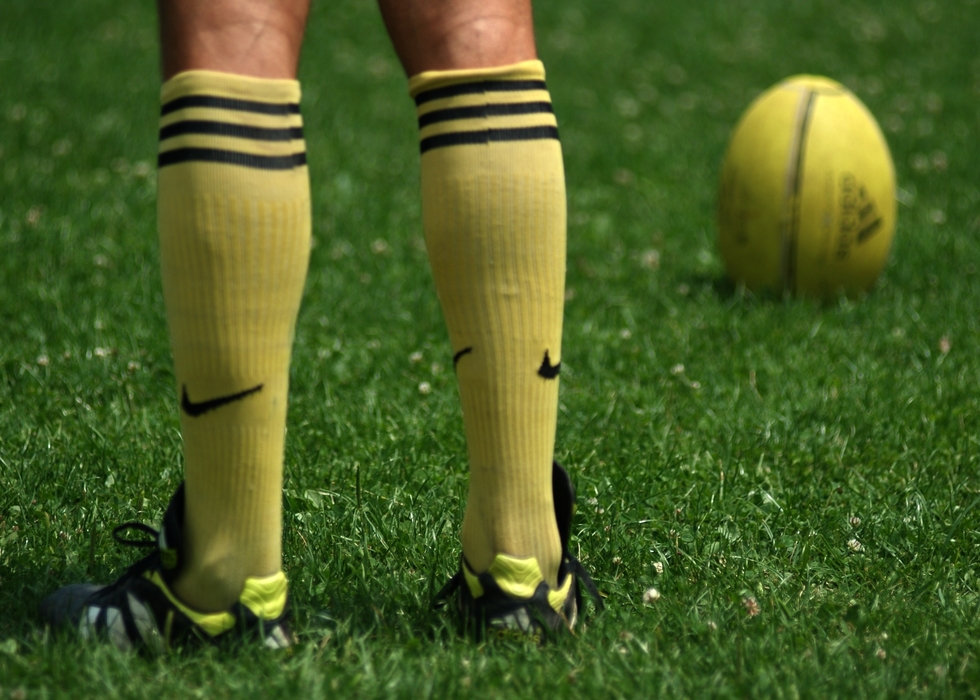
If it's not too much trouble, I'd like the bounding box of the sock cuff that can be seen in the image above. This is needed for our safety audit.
[158,71,306,172]
[409,61,558,155]
[161,70,301,108]
[408,60,546,101]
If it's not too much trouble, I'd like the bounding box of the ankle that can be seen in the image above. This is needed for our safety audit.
[461,532,562,589]
[171,563,247,613]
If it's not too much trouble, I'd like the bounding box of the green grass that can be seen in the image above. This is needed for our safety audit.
[3,0,980,696]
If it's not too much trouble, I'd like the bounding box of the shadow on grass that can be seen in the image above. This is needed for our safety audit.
[296,587,459,649]
[0,559,67,640]
[681,272,850,307]
[679,273,758,303]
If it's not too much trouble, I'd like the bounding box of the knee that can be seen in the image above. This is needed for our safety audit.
[379,0,537,75]
[159,0,309,79]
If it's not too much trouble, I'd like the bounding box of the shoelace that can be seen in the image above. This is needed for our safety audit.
[86,521,163,599]
[112,521,160,549]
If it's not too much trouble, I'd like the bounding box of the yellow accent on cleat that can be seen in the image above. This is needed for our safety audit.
[146,571,236,638]
[547,575,573,614]
[487,555,546,601]
[239,571,288,621]
[462,560,485,599]
[145,570,288,639]
[464,554,573,614]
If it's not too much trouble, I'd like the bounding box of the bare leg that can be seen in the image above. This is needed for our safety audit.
[159,0,309,80]
[377,0,536,74]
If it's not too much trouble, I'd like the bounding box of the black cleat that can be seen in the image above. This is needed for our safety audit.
[41,484,294,653]
[434,462,604,641]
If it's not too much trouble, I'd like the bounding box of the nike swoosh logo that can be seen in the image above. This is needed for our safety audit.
[537,350,561,379]
[181,383,264,417]
[453,347,473,368]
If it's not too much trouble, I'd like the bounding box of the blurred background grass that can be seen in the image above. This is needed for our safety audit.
[2,0,980,696]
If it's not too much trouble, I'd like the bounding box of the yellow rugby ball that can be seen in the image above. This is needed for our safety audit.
[718,75,896,299]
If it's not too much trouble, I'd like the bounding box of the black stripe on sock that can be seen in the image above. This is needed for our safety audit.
[161,95,301,117]
[420,126,559,154]
[158,148,307,170]
[159,120,304,142]
[414,80,548,106]
[418,102,554,129]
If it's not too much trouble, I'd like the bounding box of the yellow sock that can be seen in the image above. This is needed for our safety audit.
[409,60,566,587]
[157,70,310,611]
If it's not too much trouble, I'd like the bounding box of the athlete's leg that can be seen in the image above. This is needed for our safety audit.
[158,0,311,612]
[159,0,308,80]
[40,1,312,647]
[378,0,536,77]
[378,0,567,589]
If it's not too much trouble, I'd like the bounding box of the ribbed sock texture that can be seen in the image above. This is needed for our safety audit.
[410,60,566,586]
[157,70,310,611]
